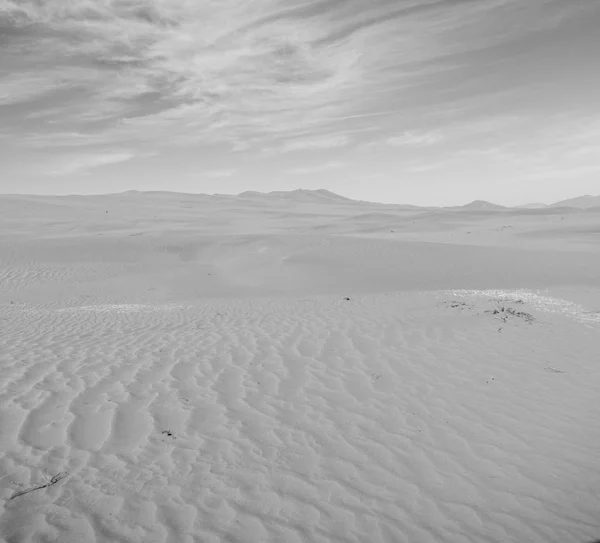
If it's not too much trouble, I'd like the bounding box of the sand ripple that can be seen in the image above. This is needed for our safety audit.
[1,292,599,542]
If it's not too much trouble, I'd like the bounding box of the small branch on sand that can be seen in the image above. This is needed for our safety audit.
[9,472,68,501]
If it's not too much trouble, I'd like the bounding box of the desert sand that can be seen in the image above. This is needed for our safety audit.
[1,190,599,543]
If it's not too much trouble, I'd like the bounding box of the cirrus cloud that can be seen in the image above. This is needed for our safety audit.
[285,160,347,175]
[2,0,599,204]
[49,151,138,175]
[2,0,579,156]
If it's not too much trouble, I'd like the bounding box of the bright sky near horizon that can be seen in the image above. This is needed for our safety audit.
[1,0,599,206]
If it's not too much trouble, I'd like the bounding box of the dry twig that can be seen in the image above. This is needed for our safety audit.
[9,472,68,501]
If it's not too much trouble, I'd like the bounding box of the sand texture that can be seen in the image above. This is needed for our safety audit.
[1,192,599,543]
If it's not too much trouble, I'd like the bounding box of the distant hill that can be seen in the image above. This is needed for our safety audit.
[449,200,507,211]
[238,188,359,203]
[7,189,600,210]
[443,195,600,210]
[548,194,600,209]
[516,202,548,209]
[237,191,263,198]
[270,189,356,202]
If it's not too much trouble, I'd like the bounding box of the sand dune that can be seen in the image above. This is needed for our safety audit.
[1,192,599,543]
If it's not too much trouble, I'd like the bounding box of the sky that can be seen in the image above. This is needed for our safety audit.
[1,0,599,206]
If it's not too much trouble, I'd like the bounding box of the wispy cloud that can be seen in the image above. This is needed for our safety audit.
[19,131,112,149]
[400,115,600,181]
[279,134,351,153]
[286,161,346,175]
[49,151,138,175]
[2,0,579,155]
[2,0,599,206]
[386,131,444,147]
[2,0,363,151]
[0,73,65,106]
[0,67,106,106]
[204,169,237,179]
[384,115,523,147]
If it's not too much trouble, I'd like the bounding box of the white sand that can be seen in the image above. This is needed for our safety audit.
[1,191,599,543]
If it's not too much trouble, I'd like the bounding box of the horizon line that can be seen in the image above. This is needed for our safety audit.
[0,188,598,210]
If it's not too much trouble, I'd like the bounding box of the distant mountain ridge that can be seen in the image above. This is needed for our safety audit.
[239,188,356,203]
[548,194,600,209]
[450,200,507,211]
[235,190,600,209]
[516,203,548,209]
[236,189,422,208]
[4,189,599,210]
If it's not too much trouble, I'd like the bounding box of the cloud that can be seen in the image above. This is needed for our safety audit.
[399,112,600,181]
[451,116,524,137]
[404,163,445,174]
[2,0,363,150]
[384,115,523,147]
[1,0,592,159]
[0,70,88,106]
[49,151,138,175]
[279,134,351,153]
[523,163,600,182]
[16,131,113,150]
[386,131,444,147]
[204,169,237,179]
[286,161,346,175]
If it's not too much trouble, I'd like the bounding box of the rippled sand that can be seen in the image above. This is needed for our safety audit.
[1,192,599,543]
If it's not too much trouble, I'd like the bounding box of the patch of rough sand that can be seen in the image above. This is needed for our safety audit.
[1,291,599,543]
[2,192,599,305]
[2,233,600,306]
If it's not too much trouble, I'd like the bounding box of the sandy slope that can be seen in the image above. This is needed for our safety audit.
[1,192,599,543]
